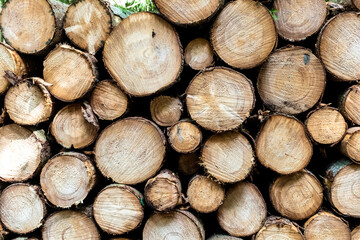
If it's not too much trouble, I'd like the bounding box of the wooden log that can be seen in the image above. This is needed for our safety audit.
[143,210,205,240]
[305,107,347,145]
[154,0,222,25]
[354,0,360,9]
[178,153,200,176]
[208,235,243,240]
[0,184,46,234]
[201,131,254,183]
[103,12,183,96]
[217,182,267,237]
[254,216,304,240]
[150,96,183,127]
[210,0,277,69]
[352,224,360,240]
[339,84,360,125]
[42,210,100,240]
[0,124,50,182]
[186,67,255,131]
[273,0,327,41]
[187,175,225,213]
[340,127,360,163]
[304,212,351,240]
[40,152,96,208]
[184,38,214,70]
[12,238,38,240]
[64,0,112,54]
[95,117,166,185]
[144,169,182,212]
[43,44,97,102]
[270,170,323,220]
[90,80,128,121]
[50,103,99,149]
[317,12,360,81]
[93,184,144,235]
[167,120,202,153]
[257,46,326,115]
[256,114,313,174]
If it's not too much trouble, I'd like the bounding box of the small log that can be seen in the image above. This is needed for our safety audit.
[0,124,50,182]
[167,120,202,153]
[184,38,214,70]
[103,12,183,96]
[201,131,255,183]
[95,117,166,185]
[186,67,255,131]
[211,0,277,69]
[305,107,347,145]
[304,212,351,240]
[257,46,326,115]
[150,96,183,127]
[339,84,360,125]
[43,44,97,102]
[340,127,360,163]
[208,235,243,240]
[270,170,323,220]
[0,184,46,234]
[256,114,313,174]
[354,0,360,9]
[273,0,327,41]
[144,169,182,212]
[93,184,144,235]
[42,210,100,240]
[217,182,267,237]
[50,103,99,149]
[143,210,205,240]
[352,225,360,240]
[178,153,201,175]
[90,80,128,121]
[40,152,96,208]
[187,175,225,213]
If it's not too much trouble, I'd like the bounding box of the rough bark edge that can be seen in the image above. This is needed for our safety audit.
[338,84,360,124]
[340,127,360,164]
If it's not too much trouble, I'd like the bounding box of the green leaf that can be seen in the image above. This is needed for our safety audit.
[269,9,278,21]
[110,0,159,18]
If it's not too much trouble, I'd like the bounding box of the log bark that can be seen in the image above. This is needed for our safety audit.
[40,152,96,208]
[210,0,277,69]
[0,184,46,234]
[339,84,360,125]
[42,210,100,240]
[150,96,183,127]
[186,67,255,131]
[352,224,360,240]
[0,124,50,182]
[257,46,326,115]
[340,127,360,163]
[201,131,255,183]
[184,38,214,70]
[270,170,323,220]
[43,44,97,102]
[95,117,165,184]
[256,114,313,174]
[103,12,183,96]
[144,169,182,212]
[93,184,144,235]
[217,182,267,237]
[178,153,200,175]
[187,175,225,213]
[167,120,202,153]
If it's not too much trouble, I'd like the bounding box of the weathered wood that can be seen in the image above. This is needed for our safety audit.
[150,96,183,127]
[184,38,214,70]
[167,120,202,153]
[339,84,360,125]
[340,127,360,163]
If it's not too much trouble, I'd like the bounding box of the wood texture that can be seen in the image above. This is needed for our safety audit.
[150,96,183,127]
[340,127,360,163]
[208,235,243,240]
[184,38,214,70]
[339,84,360,125]
[167,120,202,153]
[354,0,360,9]
[352,224,360,240]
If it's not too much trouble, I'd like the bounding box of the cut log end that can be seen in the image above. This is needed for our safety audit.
[178,153,201,175]
[208,235,243,240]
[184,38,214,70]
[339,84,360,125]
[354,0,360,10]
[168,121,202,153]
[255,216,304,240]
[352,224,360,240]
[150,96,183,127]
[340,127,360,163]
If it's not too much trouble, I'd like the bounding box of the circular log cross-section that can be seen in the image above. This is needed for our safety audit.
[0,184,46,234]
[217,182,267,237]
[317,12,360,81]
[150,96,183,127]
[354,0,360,10]
[95,117,166,185]
[51,103,99,149]
[0,0,56,54]
[178,153,201,176]
[274,0,327,41]
[90,80,128,121]
[352,225,360,240]
[40,152,96,208]
[64,0,112,54]
[186,67,255,131]
[187,175,225,213]
[201,131,254,183]
[339,84,360,125]
[211,0,277,69]
[0,124,50,182]
[256,115,313,174]
[257,46,326,115]
[167,121,202,153]
[270,170,323,220]
[184,38,214,70]
[43,44,97,102]
[340,127,360,163]
[144,170,182,212]
[143,211,205,240]
[103,12,183,96]
[93,184,144,235]
[42,210,100,240]
[305,107,347,145]
[304,212,351,240]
